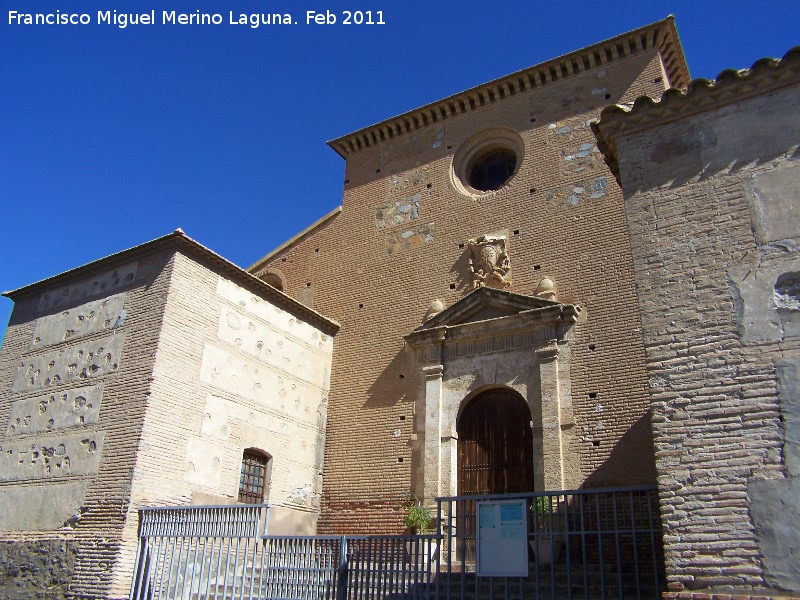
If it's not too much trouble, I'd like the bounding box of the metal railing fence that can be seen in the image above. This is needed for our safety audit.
[129,486,665,600]
[129,504,269,600]
[435,485,665,600]
[340,534,438,600]
[129,506,437,600]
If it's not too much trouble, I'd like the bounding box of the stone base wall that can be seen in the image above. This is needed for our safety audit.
[0,538,77,600]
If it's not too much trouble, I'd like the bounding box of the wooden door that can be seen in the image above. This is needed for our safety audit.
[458,388,534,495]
[457,389,533,561]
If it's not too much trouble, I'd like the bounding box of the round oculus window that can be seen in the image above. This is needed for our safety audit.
[467,148,517,192]
[451,128,524,197]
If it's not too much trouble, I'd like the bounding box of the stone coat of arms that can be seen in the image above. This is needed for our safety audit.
[467,234,512,289]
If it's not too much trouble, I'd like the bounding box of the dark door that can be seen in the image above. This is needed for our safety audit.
[458,388,534,495]
[457,388,534,561]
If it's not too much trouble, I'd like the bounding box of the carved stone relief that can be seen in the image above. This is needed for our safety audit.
[0,432,104,481]
[199,343,324,426]
[467,234,512,290]
[216,277,332,352]
[217,307,325,385]
[32,294,126,349]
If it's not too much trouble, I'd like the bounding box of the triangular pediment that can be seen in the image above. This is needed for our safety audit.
[413,287,563,332]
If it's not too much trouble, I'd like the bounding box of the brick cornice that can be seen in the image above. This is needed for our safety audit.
[328,17,688,160]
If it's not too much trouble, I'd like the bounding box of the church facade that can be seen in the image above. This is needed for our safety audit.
[248,17,687,533]
[0,16,798,600]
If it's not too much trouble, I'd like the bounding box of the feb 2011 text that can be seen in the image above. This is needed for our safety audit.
[7,9,387,28]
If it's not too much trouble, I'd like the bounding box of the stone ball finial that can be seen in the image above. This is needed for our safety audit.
[535,277,557,300]
[425,299,445,321]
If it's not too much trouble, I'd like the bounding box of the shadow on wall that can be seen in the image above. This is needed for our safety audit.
[449,248,473,294]
[623,92,800,196]
[364,346,417,408]
[582,412,657,488]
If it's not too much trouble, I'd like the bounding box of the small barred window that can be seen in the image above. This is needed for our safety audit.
[238,450,271,504]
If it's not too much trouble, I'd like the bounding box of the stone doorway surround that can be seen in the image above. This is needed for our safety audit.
[404,287,583,506]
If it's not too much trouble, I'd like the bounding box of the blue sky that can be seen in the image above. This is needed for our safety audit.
[1,1,798,342]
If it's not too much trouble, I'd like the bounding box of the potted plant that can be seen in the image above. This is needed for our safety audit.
[402,494,437,564]
[403,498,432,535]
[530,496,562,565]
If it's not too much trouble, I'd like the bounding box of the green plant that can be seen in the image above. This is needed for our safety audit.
[530,496,552,533]
[402,494,432,534]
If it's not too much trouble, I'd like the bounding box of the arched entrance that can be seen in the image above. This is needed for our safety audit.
[457,388,534,495]
[403,287,582,504]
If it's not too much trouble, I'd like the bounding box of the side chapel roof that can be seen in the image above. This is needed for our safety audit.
[592,46,800,184]
[4,229,340,337]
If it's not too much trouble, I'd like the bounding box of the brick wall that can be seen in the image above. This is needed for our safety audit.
[608,78,800,596]
[256,48,670,534]
[113,247,334,596]
[0,236,336,599]
[0,250,173,599]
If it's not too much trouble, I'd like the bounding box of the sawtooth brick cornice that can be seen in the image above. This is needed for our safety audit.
[328,17,688,160]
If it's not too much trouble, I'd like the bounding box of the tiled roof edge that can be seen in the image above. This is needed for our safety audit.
[592,46,800,184]
[4,229,340,336]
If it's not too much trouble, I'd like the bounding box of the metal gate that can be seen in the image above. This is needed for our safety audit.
[435,486,665,599]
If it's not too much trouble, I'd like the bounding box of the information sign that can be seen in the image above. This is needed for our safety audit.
[476,499,528,577]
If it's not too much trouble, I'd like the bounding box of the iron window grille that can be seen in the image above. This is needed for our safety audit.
[238,450,270,504]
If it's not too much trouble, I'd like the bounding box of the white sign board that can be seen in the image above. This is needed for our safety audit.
[476,499,528,577]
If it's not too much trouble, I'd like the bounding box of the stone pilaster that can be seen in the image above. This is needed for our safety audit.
[536,340,564,490]
[422,364,444,504]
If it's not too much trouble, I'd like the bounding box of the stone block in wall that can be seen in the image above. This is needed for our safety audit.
[0,431,104,481]
[728,255,800,343]
[6,384,102,437]
[37,263,137,313]
[776,356,800,476]
[31,294,126,349]
[0,482,86,530]
[12,335,123,393]
[746,163,800,246]
[749,477,800,594]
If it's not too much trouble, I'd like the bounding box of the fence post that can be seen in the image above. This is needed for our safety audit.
[336,535,348,600]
